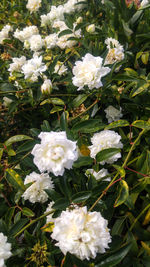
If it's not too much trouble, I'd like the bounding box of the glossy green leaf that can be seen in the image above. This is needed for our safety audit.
[114,180,129,207]
[58,29,73,38]
[72,120,105,133]
[60,111,69,131]
[10,218,29,236]
[40,98,65,106]
[72,94,88,108]
[73,156,93,168]
[5,135,33,147]
[52,198,70,210]
[95,243,131,267]
[5,168,25,190]
[22,208,35,217]
[132,120,150,129]
[105,120,129,130]
[131,82,149,97]
[50,106,63,114]
[72,191,92,203]
[96,148,121,163]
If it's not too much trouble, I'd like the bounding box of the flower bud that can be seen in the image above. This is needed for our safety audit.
[24,40,30,49]
[41,79,52,94]
[86,24,95,33]
[76,17,83,24]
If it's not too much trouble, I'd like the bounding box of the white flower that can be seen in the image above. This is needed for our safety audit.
[104,38,124,65]
[27,34,44,52]
[3,97,13,107]
[0,233,12,267]
[64,0,86,13]
[86,24,95,33]
[48,5,65,23]
[54,62,68,76]
[141,0,149,6]
[72,53,111,91]
[8,56,26,75]
[14,26,39,42]
[45,201,55,223]
[0,25,13,44]
[26,0,41,13]
[104,105,123,123]
[51,206,111,260]
[56,22,81,50]
[41,79,52,94]
[89,130,123,165]
[21,55,47,81]
[86,168,111,181]
[31,131,78,176]
[22,172,54,203]
[44,33,58,49]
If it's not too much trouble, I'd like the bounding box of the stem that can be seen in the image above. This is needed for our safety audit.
[122,128,146,168]
[89,128,146,211]
[14,210,54,238]
[69,99,98,122]
[129,203,150,231]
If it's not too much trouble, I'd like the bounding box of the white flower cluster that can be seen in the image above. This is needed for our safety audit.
[0,233,12,267]
[21,55,47,82]
[104,105,123,123]
[40,0,86,27]
[14,26,39,42]
[26,0,41,13]
[14,26,44,52]
[8,56,26,75]
[31,131,78,176]
[104,37,124,66]
[72,53,111,90]
[89,130,123,165]
[0,25,13,44]
[51,206,111,260]
[86,168,111,181]
[22,172,54,203]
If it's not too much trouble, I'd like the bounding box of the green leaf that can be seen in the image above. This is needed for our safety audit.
[64,252,87,267]
[41,120,51,132]
[50,106,63,114]
[5,207,15,228]
[73,156,93,168]
[72,191,92,203]
[60,111,68,131]
[10,218,29,236]
[5,169,25,190]
[95,243,131,267]
[40,98,65,106]
[0,148,3,161]
[131,82,149,97]
[22,208,35,217]
[72,120,105,133]
[45,189,62,201]
[132,120,150,130]
[52,198,70,210]
[5,135,32,147]
[96,148,121,163]
[58,29,73,38]
[114,180,129,207]
[72,94,88,108]
[122,20,133,37]
[113,165,126,178]
[16,140,36,154]
[7,149,16,156]
[105,120,129,130]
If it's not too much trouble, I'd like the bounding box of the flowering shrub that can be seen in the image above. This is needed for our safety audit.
[0,0,150,266]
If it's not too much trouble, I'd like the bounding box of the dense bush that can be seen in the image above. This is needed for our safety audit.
[0,0,150,266]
